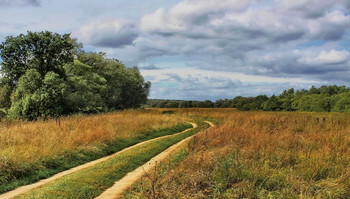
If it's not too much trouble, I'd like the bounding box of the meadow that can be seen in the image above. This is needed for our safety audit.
[2,108,350,198]
[0,109,189,193]
[124,109,350,198]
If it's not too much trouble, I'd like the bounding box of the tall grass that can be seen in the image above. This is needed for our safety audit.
[16,125,201,199]
[125,110,350,198]
[0,109,187,193]
[0,110,185,163]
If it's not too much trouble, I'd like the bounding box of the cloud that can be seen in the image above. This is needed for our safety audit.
[140,0,253,35]
[140,64,161,70]
[277,0,337,18]
[0,0,40,6]
[7,0,345,100]
[141,68,319,100]
[245,47,350,78]
[307,10,350,40]
[74,20,138,48]
[298,49,350,65]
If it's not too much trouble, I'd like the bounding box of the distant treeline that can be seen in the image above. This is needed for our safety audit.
[0,31,150,120]
[148,85,350,112]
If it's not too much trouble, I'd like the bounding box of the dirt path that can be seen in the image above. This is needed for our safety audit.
[95,121,215,199]
[0,123,197,199]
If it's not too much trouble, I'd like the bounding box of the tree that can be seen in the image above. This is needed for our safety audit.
[40,72,69,118]
[0,81,12,110]
[262,95,281,111]
[0,31,79,120]
[64,60,107,113]
[0,31,152,120]
[252,95,269,110]
[77,52,150,110]
[8,69,69,120]
[279,89,295,111]
[117,67,150,109]
[9,69,42,120]
[0,31,78,85]
[332,92,350,112]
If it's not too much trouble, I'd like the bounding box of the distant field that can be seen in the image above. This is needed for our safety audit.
[124,109,350,198]
[0,109,188,193]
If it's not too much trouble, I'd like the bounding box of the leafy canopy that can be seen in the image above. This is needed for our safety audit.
[0,31,151,120]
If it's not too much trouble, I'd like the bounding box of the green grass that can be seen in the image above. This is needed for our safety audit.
[0,123,192,194]
[122,142,191,199]
[16,123,203,199]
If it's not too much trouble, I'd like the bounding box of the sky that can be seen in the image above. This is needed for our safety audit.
[0,0,350,100]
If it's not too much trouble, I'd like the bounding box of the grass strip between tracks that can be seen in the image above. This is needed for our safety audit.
[15,122,204,199]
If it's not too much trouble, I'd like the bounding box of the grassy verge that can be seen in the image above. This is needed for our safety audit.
[16,122,205,199]
[0,122,192,194]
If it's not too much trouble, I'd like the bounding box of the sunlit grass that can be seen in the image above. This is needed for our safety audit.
[0,109,187,193]
[0,109,185,164]
[124,109,350,198]
[16,123,201,199]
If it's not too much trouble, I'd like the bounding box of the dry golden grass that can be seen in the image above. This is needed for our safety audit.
[0,109,186,165]
[125,109,350,198]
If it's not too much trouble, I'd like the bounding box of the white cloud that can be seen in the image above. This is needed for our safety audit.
[277,0,337,18]
[307,10,350,40]
[2,0,350,100]
[73,19,138,48]
[140,0,252,34]
[141,68,318,84]
[298,49,350,65]
[142,68,321,100]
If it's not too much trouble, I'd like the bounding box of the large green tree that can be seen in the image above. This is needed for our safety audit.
[0,31,77,84]
[77,52,151,110]
[8,69,69,120]
[1,32,151,120]
[64,60,107,113]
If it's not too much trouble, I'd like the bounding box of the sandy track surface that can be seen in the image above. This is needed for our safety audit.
[95,121,215,199]
[0,123,197,199]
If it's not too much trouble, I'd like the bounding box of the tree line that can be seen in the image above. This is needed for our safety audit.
[148,85,350,112]
[0,31,150,120]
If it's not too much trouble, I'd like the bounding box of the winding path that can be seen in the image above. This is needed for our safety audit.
[95,121,215,199]
[0,122,198,199]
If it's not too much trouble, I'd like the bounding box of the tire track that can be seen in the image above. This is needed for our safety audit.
[95,121,215,199]
[0,123,197,199]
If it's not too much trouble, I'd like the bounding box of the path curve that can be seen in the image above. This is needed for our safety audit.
[0,123,197,199]
[95,121,215,199]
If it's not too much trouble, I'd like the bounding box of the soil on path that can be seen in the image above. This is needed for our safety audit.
[95,121,215,199]
[0,123,197,199]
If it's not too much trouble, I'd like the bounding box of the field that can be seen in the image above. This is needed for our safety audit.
[0,109,189,193]
[124,109,350,198]
[2,108,350,198]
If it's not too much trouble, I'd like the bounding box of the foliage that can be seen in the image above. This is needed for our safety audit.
[148,85,350,112]
[0,32,150,120]
[0,81,12,110]
[64,60,107,113]
[0,31,76,84]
